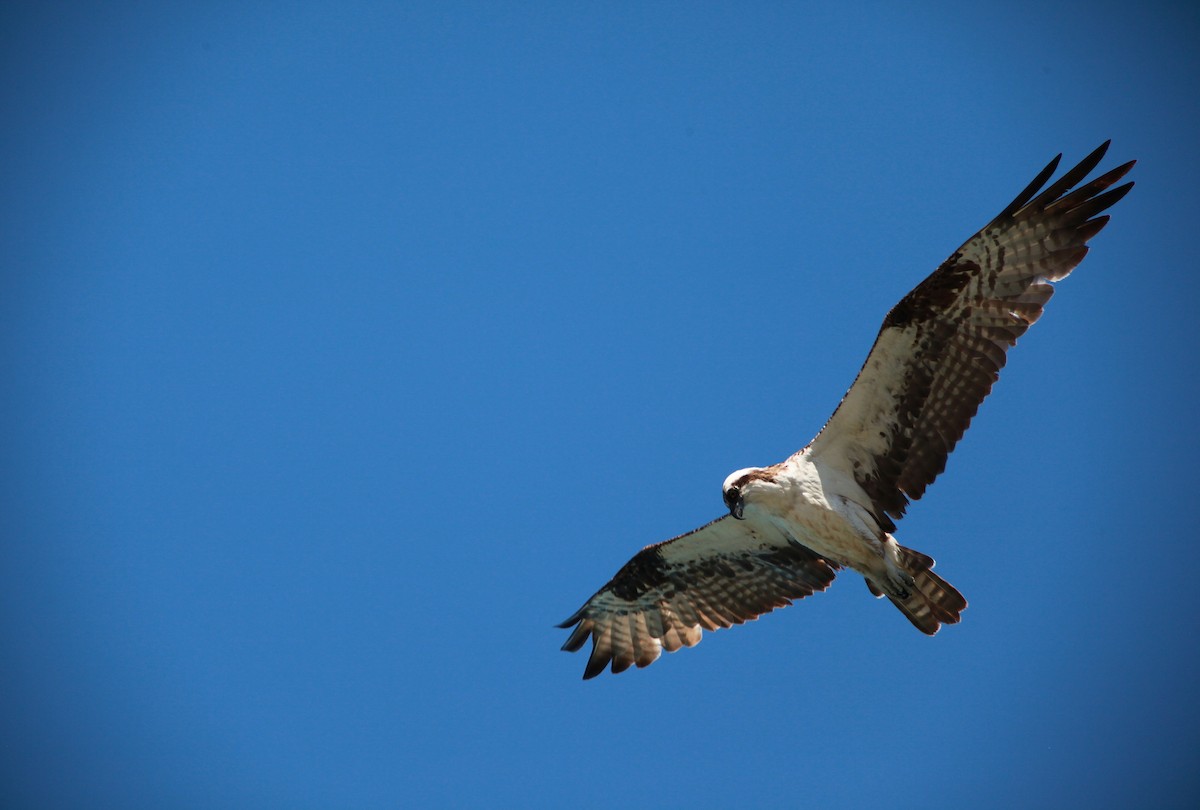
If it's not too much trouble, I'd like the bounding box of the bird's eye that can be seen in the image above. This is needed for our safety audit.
[724,486,739,507]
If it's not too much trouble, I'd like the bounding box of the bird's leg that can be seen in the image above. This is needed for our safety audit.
[881,535,915,599]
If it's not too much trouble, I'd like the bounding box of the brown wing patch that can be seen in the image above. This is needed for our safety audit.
[883,255,978,330]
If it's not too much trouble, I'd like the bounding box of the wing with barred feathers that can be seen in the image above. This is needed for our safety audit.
[559,515,838,679]
[806,142,1134,532]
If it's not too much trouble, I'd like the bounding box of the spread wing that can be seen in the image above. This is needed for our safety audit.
[806,141,1134,532]
[559,516,839,679]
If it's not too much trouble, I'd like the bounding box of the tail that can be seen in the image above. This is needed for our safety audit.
[866,546,967,635]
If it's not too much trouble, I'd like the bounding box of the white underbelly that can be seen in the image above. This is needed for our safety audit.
[765,502,882,573]
[752,454,886,575]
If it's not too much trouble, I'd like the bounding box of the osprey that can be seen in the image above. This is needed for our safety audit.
[560,142,1135,679]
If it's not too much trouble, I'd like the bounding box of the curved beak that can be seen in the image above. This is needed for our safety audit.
[730,498,745,520]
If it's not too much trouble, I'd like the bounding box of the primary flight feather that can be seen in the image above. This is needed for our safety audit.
[560,142,1134,679]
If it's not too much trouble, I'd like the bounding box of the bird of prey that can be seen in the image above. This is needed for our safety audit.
[560,142,1134,679]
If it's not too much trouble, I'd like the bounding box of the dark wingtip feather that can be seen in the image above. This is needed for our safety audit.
[1025,141,1113,212]
[1051,161,1136,218]
[556,602,590,629]
[559,617,591,652]
[1090,138,1112,161]
[998,152,1062,219]
[1059,141,1111,184]
[1075,214,1111,242]
[582,651,609,680]
[998,142,1129,223]
[1109,158,1137,180]
[1076,181,1135,220]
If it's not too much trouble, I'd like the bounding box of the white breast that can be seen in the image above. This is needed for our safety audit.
[758,453,885,572]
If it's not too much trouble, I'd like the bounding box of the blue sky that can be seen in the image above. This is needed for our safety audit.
[3,2,1198,807]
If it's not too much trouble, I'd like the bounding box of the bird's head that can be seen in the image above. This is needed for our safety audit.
[722,467,777,520]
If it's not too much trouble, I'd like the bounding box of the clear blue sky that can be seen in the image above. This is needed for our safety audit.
[3,2,1198,807]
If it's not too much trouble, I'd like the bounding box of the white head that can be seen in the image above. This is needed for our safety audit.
[721,466,778,520]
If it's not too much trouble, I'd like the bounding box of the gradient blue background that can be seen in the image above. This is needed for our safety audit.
[3,2,1198,807]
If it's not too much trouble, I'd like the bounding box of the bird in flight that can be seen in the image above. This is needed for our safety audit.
[560,142,1134,679]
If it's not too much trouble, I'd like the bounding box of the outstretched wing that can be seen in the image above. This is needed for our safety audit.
[559,516,838,679]
[806,142,1134,532]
